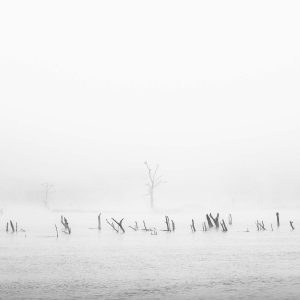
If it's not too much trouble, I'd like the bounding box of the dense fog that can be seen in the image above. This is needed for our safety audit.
[1,1,300,211]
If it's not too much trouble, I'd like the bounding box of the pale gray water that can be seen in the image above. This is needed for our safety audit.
[0,210,299,299]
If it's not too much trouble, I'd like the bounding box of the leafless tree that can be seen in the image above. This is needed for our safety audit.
[42,183,55,208]
[144,161,164,209]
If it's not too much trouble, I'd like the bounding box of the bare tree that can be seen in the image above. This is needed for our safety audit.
[144,161,164,209]
[42,183,55,208]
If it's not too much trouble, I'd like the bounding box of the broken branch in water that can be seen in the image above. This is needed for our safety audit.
[129,221,139,231]
[106,219,119,233]
[111,218,125,233]
[61,216,71,234]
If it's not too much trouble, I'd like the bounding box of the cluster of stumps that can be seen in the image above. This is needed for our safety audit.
[190,213,231,233]
[3,211,295,237]
[5,220,25,234]
[255,212,295,231]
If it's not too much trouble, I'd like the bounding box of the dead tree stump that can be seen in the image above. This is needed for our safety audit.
[206,214,213,228]
[98,213,101,230]
[256,220,266,231]
[106,219,119,232]
[165,216,171,232]
[191,219,196,232]
[55,224,59,238]
[10,220,15,232]
[209,213,220,228]
[171,220,175,231]
[142,220,150,231]
[228,214,232,225]
[112,218,125,233]
[276,212,280,227]
[61,216,71,234]
[220,219,228,232]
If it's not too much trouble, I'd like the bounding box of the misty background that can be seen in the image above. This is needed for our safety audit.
[0,1,300,211]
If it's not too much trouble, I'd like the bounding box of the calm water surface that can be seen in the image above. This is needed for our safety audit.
[0,211,299,299]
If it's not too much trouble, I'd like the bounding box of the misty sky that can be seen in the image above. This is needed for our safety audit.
[0,1,300,209]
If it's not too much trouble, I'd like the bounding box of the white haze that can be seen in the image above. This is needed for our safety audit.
[0,1,300,210]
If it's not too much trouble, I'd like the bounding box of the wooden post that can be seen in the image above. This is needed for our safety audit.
[276,212,280,227]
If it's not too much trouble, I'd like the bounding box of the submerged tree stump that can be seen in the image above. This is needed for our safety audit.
[61,216,71,234]
[206,214,213,228]
[220,219,228,232]
[228,214,232,225]
[165,216,171,232]
[171,220,175,232]
[98,213,101,230]
[191,219,196,232]
[256,220,266,231]
[276,212,280,227]
[209,213,220,228]
[106,219,118,232]
[10,220,15,233]
[111,218,125,233]
[55,224,59,238]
